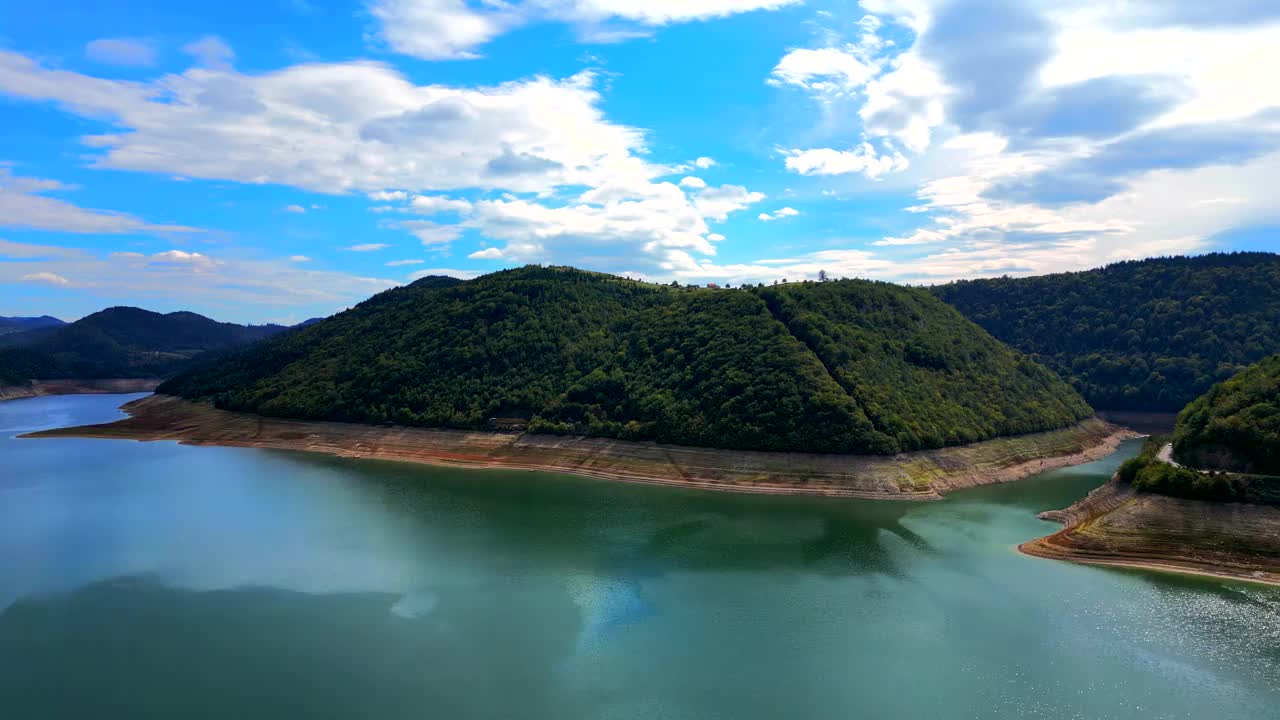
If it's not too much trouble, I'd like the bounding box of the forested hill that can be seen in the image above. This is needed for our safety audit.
[0,307,290,384]
[160,266,1091,455]
[1173,355,1280,475]
[0,315,65,336]
[931,253,1280,411]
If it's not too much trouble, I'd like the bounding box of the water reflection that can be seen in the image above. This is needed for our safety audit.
[3,397,1279,720]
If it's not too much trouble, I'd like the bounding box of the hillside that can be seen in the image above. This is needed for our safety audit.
[160,266,1092,455]
[1173,355,1280,475]
[0,316,65,336]
[0,307,289,385]
[932,252,1280,411]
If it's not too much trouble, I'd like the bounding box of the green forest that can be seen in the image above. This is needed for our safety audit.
[160,265,1092,455]
[0,307,289,385]
[932,253,1280,411]
[1116,437,1242,502]
[1173,354,1280,475]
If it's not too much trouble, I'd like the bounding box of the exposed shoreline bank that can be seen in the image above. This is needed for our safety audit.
[1020,480,1280,586]
[0,379,160,403]
[23,394,1136,500]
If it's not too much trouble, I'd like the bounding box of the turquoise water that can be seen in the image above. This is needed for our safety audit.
[2,394,1278,719]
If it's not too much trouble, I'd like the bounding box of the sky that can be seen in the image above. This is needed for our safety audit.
[0,0,1278,324]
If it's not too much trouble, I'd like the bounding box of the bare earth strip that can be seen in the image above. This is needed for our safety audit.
[24,394,1135,500]
[1021,480,1280,586]
[0,378,160,403]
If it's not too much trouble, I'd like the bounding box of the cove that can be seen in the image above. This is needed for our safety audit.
[2,394,1278,719]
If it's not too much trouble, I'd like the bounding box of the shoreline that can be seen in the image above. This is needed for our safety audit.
[0,379,160,403]
[23,394,1137,500]
[1020,480,1280,587]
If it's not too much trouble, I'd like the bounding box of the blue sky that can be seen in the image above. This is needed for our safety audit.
[1,0,1278,323]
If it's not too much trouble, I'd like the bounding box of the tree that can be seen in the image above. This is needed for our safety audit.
[818,270,828,282]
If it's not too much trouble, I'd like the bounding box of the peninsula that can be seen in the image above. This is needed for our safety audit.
[1022,355,1280,585]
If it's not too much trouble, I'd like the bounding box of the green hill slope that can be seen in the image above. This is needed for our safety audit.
[1173,355,1280,475]
[0,307,290,384]
[160,266,1092,454]
[932,252,1280,411]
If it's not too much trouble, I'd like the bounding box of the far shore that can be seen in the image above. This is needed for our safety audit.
[23,393,1137,500]
[1020,480,1280,587]
[0,378,160,403]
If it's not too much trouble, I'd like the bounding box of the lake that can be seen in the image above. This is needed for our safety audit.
[3,394,1278,719]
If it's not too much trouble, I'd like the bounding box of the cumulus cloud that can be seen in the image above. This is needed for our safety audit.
[468,247,503,259]
[85,38,156,67]
[370,0,515,60]
[0,51,654,196]
[784,144,909,178]
[679,176,706,189]
[769,47,878,94]
[694,156,716,168]
[408,194,473,214]
[0,167,201,235]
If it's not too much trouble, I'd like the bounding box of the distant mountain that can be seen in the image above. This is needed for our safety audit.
[160,266,1090,455]
[1173,355,1280,476]
[0,307,290,385]
[0,315,65,336]
[932,252,1280,411]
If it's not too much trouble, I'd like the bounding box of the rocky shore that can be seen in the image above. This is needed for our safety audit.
[1021,478,1280,586]
[0,379,160,403]
[24,394,1136,500]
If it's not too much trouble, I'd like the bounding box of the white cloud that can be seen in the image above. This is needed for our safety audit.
[770,47,878,94]
[679,176,706,189]
[345,243,390,251]
[857,50,946,154]
[784,144,909,179]
[369,0,800,61]
[289,255,311,262]
[85,38,156,67]
[694,156,716,168]
[386,258,424,266]
[0,167,201,235]
[284,204,307,213]
[758,206,800,221]
[370,0,514,60]
[396,220,464,245]
[20,271,70,286]
[408,194,473,214]
[0,51,657,197]
[691,183,765,222]
[468,247,504,259]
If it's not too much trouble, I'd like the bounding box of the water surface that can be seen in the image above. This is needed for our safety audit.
[3,394,1278,719]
